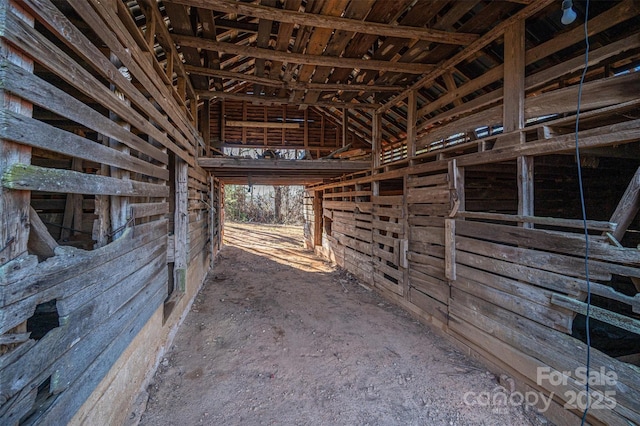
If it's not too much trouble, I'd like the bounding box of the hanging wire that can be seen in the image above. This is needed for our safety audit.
[574,1,592,424]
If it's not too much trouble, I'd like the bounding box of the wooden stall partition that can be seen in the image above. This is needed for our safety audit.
[371,190,405,298]
[447,215,640,425]
[405,170,451,328]
[319,182,373,283]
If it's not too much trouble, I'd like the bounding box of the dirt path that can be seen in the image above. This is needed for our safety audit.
[139,223,546,425]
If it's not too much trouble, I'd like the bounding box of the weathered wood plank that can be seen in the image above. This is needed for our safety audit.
[0,60,168,165]
[453,273,571,332]
[456,211,615,232]
[407,174,448,188]
[371,219,403,234]
[5,4,195,164]
[455,250,584,297]
[0,219,166,292]
[456,235,616,281]
[551,294,640,336]
[40,274,165,425]
[447,302,637,425]
[410,226,444,246]
[406,188,450,204]
[0,109,168,180]
[371,195,404,205]
[449,289,640,419]
[0,1,33,272]
[0,246,165,401]
[131,202,170,219]
[455,220,640,265]
[2,164,169,197]
[408,269,448,304]
[409,287,448,325]
[374,272,403,296]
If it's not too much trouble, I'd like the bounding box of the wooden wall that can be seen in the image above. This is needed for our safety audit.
[306,10,640,422]
[0,1,219,424]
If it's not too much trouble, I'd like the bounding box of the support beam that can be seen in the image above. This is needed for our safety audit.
[503,20,532,228]
[174,158,188,292]
[609,166,640,242]
[174,35,435,75]
[201,99,211,156]
[0,2,32,267]
[226,120,300,129]
[372,112,381,169]
[342,109,348,148]
[164,0,479,45]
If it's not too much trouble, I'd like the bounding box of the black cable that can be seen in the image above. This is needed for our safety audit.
[574,1,592,424]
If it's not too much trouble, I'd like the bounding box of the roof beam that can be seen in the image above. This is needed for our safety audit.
[164,0,479,45]
[196,90,380,109]
[184,65,404,92]
[173,34,435,75]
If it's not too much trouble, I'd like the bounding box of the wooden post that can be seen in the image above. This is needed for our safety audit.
[406,90,417,158]
[174,158,188,292]
[281,105,286,146]
[444,219,456,281]
[0,0,34,350]
[303,108,309,156]
[93,135,111,249]
[220,100,226,147]
[144,4,156,47]
[372,112,381,169]
[448,159,465,216]
[401,175,410,298]
[202,99,211,156]
[242,101,247,144]
[61,157,83,241]
[109,53,131,240]
[314,190,323,247]
[190,95,198,128]
[209,173,215,267]
[504,20,533,227]
[320,113,325,147]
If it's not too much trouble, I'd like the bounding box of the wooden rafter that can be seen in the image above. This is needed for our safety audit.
[164,0,479,45]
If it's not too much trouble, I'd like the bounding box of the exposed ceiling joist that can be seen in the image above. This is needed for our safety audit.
[183,65,404,92]
[196,90,380,109]
[173,34,436,75]
[164,0,479,45]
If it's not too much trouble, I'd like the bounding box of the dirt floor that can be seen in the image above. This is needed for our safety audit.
[138,223,549,426]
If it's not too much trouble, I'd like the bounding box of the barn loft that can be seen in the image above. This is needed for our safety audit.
[0,0,639,424]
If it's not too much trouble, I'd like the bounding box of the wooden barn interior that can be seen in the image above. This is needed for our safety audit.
[1,0,639,424]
